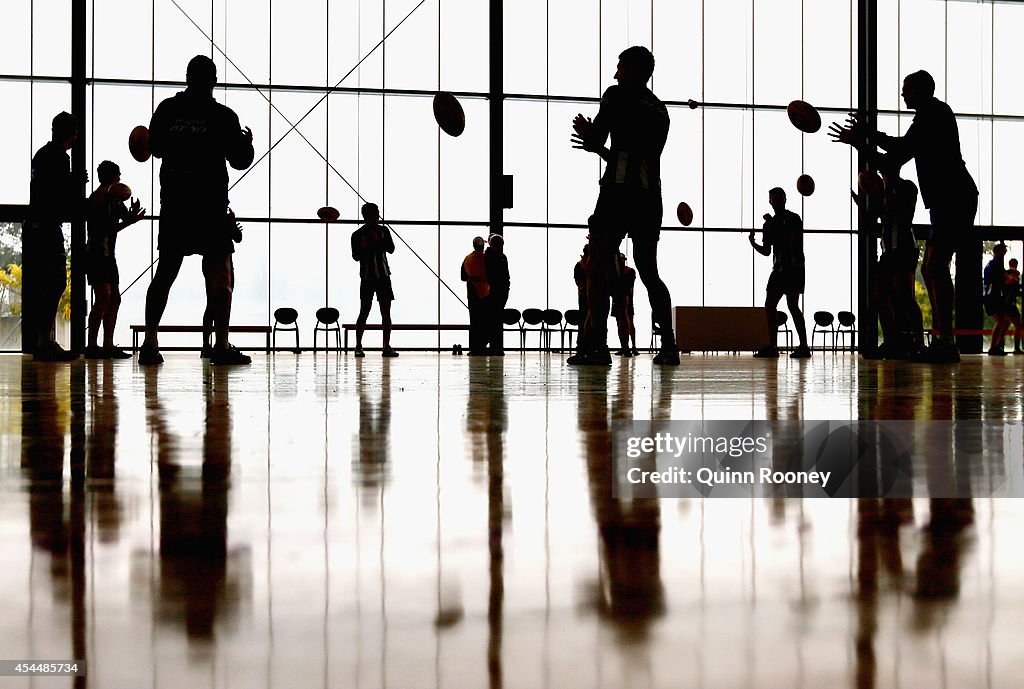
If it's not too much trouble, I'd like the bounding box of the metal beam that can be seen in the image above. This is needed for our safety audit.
[490,0,503,238]
[70,0,87,353]
[857,0,878,356]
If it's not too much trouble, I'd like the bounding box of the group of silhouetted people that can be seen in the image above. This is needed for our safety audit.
[23,49,1015,368]
[461,234,510,355]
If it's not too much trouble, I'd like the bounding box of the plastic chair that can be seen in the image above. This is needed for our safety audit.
[542,308,563,351]
[502,308,524,350]
[314,307,341,352]
[836,311,856,351]
[812,311,836,353]
[776,310,793,349]
[521,308,546,350]
[562,309,582,352]
[273,307,300,352]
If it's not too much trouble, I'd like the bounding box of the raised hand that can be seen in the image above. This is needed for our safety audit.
[125,198,147,226]
[242,126,253,145]
[572,113,593,138]
[828,112,866,146]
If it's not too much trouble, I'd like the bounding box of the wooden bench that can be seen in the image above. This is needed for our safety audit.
[341,323,469,351]
[130,324,271,352]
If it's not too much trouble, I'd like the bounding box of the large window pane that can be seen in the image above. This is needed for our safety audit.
[703,108,754,230]
[704,0,753,105]
[32,0,72,77]
[651,0,702,103]
[0,83,32,205]
[0,3,31,75]
[93,0,153,81]
[754,0,801,106]
[993,4,1024,115]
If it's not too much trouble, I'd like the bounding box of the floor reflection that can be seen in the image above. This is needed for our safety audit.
[1,353,1023,688]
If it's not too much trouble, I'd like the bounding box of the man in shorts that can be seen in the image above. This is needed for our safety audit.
[85,160,146,359]
[351,202,398,358]
[831,70,978,363]
[749,188,811,358]
[140,55,255,365]
[569,46,679,365]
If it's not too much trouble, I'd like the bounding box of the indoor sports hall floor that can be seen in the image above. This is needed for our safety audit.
[1,352,1022,689]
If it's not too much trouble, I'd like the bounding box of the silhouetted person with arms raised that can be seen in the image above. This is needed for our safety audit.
[141,55,255,365]
[570,46,679,365]
[351,202,398,358]
[749,188,811,358]
[85,160,146,359]
[26,111,86,361]
[830,70,978,363]
[858,158,923,359]
[461,236,490,355]
[984,243,1009,356]
[612,252,637,356]
[485,234,510,355]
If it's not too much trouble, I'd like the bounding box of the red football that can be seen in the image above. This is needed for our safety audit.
[796,174,816,197]
[317,206,340,222]
[128,125,150,163]
[433,92,466,137]
[676,201,694,227]
[787,100,822,134]
[108,182,132,201]
[858,170,883,196]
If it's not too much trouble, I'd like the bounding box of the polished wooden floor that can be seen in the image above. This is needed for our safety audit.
[1,351,1023,689]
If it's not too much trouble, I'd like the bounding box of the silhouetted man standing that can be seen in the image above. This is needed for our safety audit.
[461,236,490,355]
[141,55,254,365]
[26,111,85,361]
[484,234,510,355]
[749,188,811,358]
[831,70,978,363]
[351,202,398,358]
[570,46,679,365]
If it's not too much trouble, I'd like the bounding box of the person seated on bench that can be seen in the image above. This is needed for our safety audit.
[351,202,398,358]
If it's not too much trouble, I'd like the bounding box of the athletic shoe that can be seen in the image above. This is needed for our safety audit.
[200,345,214,359]
[382,348,399,358]
[987,347,1007,357]
[753,346,780,359]
[631,348,640,356]
[489,349,505,356]
[105,346,132,360]
[790,345,812,359]
[566,348,612,366]
[210,345,251,365]
[34,342,79,362]
[354,348,366,358]
[910,340,960,364]
[138,344,164,365]
[84,345,110,360]
[652,347,680,365]
[613,348,632,357]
